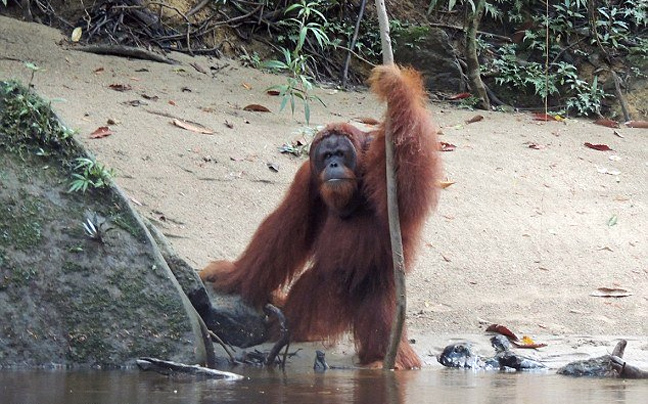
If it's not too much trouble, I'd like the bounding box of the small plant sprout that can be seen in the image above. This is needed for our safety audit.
[82,211,113,243]
[24,62,40,88]
[69,157,116,193]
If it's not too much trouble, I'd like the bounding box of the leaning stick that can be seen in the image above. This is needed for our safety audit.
[374,0,405,370]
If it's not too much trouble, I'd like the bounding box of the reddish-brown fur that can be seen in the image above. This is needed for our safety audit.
[201,65,441,369]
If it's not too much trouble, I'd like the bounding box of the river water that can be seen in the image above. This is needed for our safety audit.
[2,366,647,404]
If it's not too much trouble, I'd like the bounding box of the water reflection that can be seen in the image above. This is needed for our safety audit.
[1,367,647,404]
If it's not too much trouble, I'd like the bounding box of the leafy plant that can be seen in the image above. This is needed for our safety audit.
[0,80,75,155]
[426,0,643,115]
[69,157,115,193]
[24,62,40,88]
[82,211,113,243]
[263,0,332,124]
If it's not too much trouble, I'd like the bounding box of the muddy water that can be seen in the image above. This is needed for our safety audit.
[1,367,647,404]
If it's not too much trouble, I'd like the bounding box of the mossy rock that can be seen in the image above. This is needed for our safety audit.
[0,81,212,367]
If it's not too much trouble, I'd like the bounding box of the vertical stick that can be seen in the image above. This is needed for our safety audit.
[342,0,368,86]
[374,0,394,65]
[374,0,405,370]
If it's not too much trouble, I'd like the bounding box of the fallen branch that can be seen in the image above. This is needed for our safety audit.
[137,357,244,380]
[263,303,290,368]
[75,45,177,64]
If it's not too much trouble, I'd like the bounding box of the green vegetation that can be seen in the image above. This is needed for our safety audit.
[253,0,646,117]
[262,0,331,124]
[69,157,115,193]
[0,80,76,156]
[426,0,647,115]
[1,78,116,191]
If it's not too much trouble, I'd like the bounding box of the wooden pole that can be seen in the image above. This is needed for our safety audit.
[374,0,405,371]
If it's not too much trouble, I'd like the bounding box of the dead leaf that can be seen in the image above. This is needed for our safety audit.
[267,162,279,172]
[625,120,648,129]
[168,100,176,106]
[108,83,132,92]
[590,287,632,298]
[593,118,620,128]
[171,119,214,134]
[511,335,548,349]
[532,113,557,121]
[612,130,624,138]
[93,67,104,74]
[465,115,484,124]
[485,324,519,341]
[71,27,82,42]
[584,142,613,151]
[242,82,252,90]
[527,142,546,150]
[89,126,113,139]
[438,180,455,189]
[189,62,207,74]
[439,142,456,152]
[140,93,159,101]
[122,100,145,107]
[224,120,234,129]
[243,104,271,112]
[447,92,471,100]
[266,90,281,96]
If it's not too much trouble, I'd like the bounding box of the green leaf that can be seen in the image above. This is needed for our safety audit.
[279,94,290,112]
[304,101,311,124]
[608,214,618,227]
[24,62,40,71]
[261,60,289,71]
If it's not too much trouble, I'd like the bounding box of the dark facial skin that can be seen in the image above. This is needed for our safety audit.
[312,134,362,217]
[313,135,357,182]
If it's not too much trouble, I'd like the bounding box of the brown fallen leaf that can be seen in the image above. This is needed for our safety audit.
[141,93,159,101]
[266,90,281,96]
[242,82,252,90]
[532,113,557,121]
[527,142,546,150]
[93,67,104,74]
[584,142,613,151]
[485,324,519,341]
[123,99,146,107]
[171,119,214,135]
[593,118,620,128]
[447,92,471,100]
[465,114,484,124]
[439,142,456,152]
[108,83,132,92]
[590,287,632,298]
[224,120,234,129]
[243,104,271,112]
[189,62,207,74]
[437,180,455,189]
[89,126,113,139]
[625,120,648,129]
[511,335,548,349]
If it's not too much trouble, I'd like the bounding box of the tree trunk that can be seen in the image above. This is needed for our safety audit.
[465,0,490,110]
